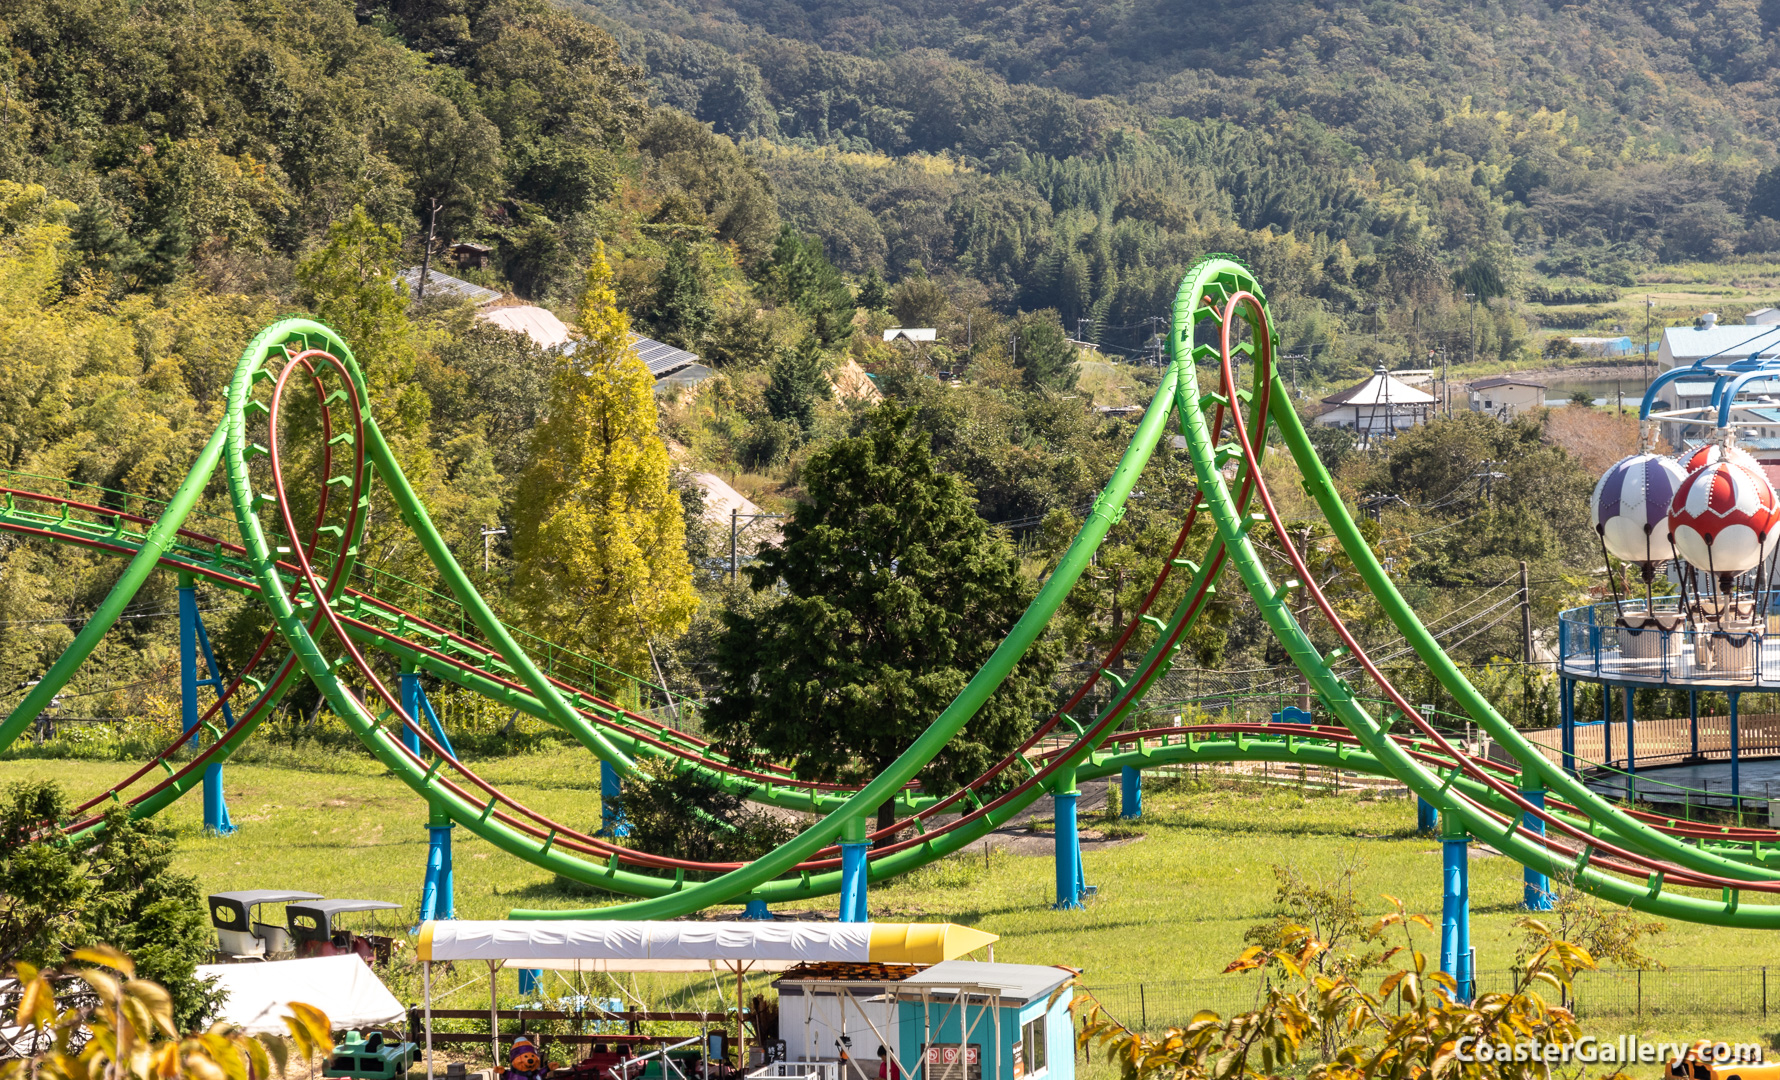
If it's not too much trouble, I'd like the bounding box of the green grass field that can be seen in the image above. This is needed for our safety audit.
[3,749,1775,1073]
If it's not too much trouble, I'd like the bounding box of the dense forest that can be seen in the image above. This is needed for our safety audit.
[0,0,1751,773]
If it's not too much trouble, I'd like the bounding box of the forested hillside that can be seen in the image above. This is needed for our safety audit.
[578,0,1780,363]
[0,0,1723,768]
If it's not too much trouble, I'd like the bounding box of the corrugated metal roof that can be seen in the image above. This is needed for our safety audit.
[891,960,1075,1004]
[1469,375,1547,390]
[397,267,502,306]
[1670,379,1780,396]
[1661,324,1780,362]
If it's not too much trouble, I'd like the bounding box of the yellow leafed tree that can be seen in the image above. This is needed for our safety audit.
[511,243,697,677]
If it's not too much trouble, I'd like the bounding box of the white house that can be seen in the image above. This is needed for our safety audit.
[1316,367,1436,438]
[1467,375,1548,419]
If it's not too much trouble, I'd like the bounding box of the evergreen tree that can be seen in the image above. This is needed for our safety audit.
[1014,310,1079,392]
[705,404,1058,837]
[511,242,698,675]
[856,268,891,313]
[764,338,827,436]
[0,781,221,1030]
[760,225,856,347]
[648,239,714,347]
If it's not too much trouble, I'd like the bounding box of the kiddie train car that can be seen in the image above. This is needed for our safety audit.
[209,890,323,961]
[288,898,403,964]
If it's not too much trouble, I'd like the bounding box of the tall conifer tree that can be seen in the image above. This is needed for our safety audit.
[511,243,698,675]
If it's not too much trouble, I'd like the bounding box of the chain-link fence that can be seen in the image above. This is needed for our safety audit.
[1083,966,1780,1030]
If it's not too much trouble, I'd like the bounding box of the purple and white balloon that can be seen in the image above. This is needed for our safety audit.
[1591,453,1688,565]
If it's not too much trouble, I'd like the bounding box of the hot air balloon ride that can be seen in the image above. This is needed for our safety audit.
[1667,456,1780,630]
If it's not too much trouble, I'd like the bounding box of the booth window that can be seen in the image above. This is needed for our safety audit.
[1021,1017,1046,1077]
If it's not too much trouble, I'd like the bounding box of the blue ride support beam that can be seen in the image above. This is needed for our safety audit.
[599,760,629,838]
[1560,677,1576,778]
[1120,765,1141,819]
[398,667,425,757]
[179,578,200,752]
[519,968,541,996]
[838,816,869,923]
[1440,811,1472,1001]
[420,802,456,921]
[1417,797,1438,833]
[1602,683,1613,768]
[1519,773,1551,911]
[741,899,773,920]
[1624,684,1637,803]
[1690,689,1699,759]
[404,669,458,921]
[1053,765,1084,910]
[178,575,234,835]
[1731,691,1743,814]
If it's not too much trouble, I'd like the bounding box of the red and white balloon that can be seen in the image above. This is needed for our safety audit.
[1684,442,1760,472]
[1591,453,1688,565]
[1668,460,1780,574]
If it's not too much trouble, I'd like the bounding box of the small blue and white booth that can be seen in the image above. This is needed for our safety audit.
[891,962,1076,1080]
[772,960,1076,1080]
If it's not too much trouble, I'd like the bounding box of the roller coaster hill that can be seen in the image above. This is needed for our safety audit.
[12,256,1780,1005]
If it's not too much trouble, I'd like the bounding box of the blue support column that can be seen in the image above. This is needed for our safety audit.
[1731,691,1742,813]
[179,577,234,835]
[1519,778,1551,911]
[1560,677,1576,777]
[838,816,869,923]
[519,969,541,996]
[1416,797,1438,833]
[1120,766,1141,819]
[1439,813,1472,1001]
[1689,689,1699,758]
[1623,685,1637,803]
[420,803,456,921]
[1053,768,1084,910]
[1602,683,1613,767]
[599,760,629,838]
[741,899,773,920]
[179,580,200,751]
[398,668,425,757]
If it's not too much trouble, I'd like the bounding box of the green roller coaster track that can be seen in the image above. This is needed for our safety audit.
[4,258,1780,928]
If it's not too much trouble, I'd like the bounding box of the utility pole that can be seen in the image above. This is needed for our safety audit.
[479,524,506,573]
[1521,559,1534,728]
[1520,560,1533,661]
[1474,460,1507,505]
[1645,295,1656,383]
[1465,292,1477,369]
[730,507,739,584]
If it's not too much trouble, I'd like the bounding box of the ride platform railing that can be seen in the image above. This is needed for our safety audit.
[1558,598,1780,686]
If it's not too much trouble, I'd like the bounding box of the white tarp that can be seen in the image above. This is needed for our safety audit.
[420,921,873,965]
[198,955,405,1035]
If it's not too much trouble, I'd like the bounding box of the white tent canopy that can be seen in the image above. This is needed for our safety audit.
[418,921,996,970]
[199,955,404,1036]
